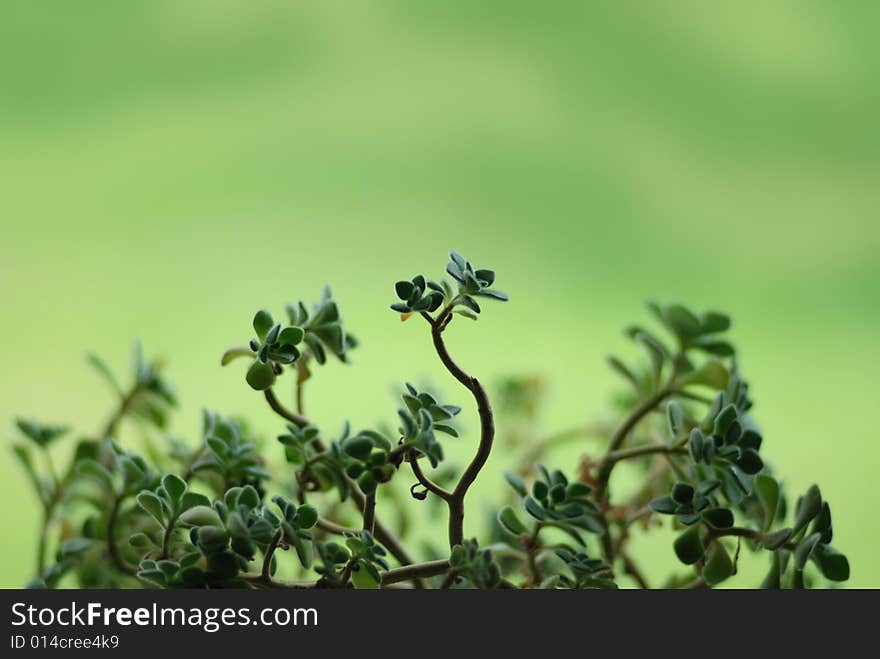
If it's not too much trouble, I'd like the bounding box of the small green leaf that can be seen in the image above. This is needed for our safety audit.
[794,532,822,570]
[178,505,223,528]
[792,485,823,536]
[279,326,305,346]
[649,495,676,514]
[754,474,779,532]
[703,542,734,585]
[676,358,729,390]
[162,474,187,507]
[524,496,546,520]
[762,528,793,550]
[246,360,276,391]
[253,309,274,341]
[136,491,167,526]
[296,505,318,529]
[129,533,152,548]
[673,524,704,565]
[498,505,528,535]
[812,544,849,582]
[666,401,684,438]
[504,472,527,497]
[701,508,734,529]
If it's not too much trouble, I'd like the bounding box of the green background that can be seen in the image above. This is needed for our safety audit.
[1,1,877,587]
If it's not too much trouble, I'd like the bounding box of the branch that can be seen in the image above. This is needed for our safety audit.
[261,530,283,581]
[264,388,309,428]
[408,451,451,500]
[362,491,376,535]
[604,443,687,465]
[107,496,136,576]
[381,559,450,586]
[421,310,496,548]
[594,386,674,505]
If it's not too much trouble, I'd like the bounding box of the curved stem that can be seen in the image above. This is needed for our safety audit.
[107,496,136,576]
[421,311,496,548]
[408,451,451,500]
[264,388,308,428]
[262,530,283,581]
[604,443,687,465]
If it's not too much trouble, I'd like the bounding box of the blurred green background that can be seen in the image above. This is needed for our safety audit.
[2,1,877,588]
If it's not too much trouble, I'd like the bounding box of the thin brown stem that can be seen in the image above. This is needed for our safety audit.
[421,310,496,548]
[605,443,687,465]
[408,451,451,500]
[381,559,450,586]
[362,491,376,534]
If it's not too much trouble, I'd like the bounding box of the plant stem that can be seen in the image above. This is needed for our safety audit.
[408,451,451,500]
[107,496,136,576]
[160,523,175,560]
[376,559,450,586]
[262,530,283,581]
[421,310,496,548]
[604,442,687,465]
[362,491,376,534]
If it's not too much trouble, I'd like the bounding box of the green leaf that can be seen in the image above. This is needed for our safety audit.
[701,508,734,529]
[812,544,849,582]
[792,485,822,536]
[606,356,641,391]
[136,491,167,526]
[86,353,124,396]
[794,532,822,571]
[351,563,381,589]
[713,404,738,436]
[162,474,187,507]
[754,474,779,532]
[279,326,305,346]
[649,495,676,514]
[676,358,729,390]
[524,496,546,520]
[671,482,694,505]
[700,311,731,334]
[736,448,763,475]
[77,459,115,492]
[253,309,274,341]
[666,401,684,438]
[12,444,44,502]
[395,280,414,300]
[296,505,318,529]
[246,360,276,391]
[662,304,701,341]
[503,472,527,497]
[762,528,793,550]
[129,533,152,548]
[703,542,734,586]
[498,505,528,535]
[673,524,704,565]
[178,505,223,528]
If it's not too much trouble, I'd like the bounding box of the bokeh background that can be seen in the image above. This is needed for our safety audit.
[2,1,877,588]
